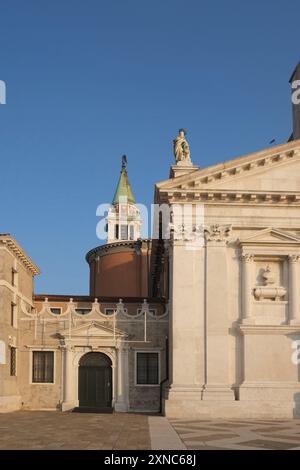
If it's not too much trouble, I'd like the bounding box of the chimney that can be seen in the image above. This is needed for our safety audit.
[289,61,300,140]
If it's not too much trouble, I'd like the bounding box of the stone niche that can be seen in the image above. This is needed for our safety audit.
[253,260,287,302]
[252,258,288,324]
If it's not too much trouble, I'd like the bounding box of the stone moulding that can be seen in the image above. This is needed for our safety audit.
[159,190,300,204]
[253,286,287,301]
[238,324,300,334]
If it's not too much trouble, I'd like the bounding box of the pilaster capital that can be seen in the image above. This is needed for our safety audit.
[169,223,204,242]
[62,341,75,352]
[288,254,300,263]
[241,253,254,263]
[204,224,232,242]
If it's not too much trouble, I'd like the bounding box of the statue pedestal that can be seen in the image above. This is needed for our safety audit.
[170,162,199,178]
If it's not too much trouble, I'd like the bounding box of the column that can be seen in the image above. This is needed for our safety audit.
[241,253,254,323]
[114,346,128,412]
[62,346,75,411]
[288,254,300,324]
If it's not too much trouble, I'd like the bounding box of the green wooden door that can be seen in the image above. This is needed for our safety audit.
[78,353,112,409]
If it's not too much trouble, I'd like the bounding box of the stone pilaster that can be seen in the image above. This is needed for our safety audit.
[61,346,76,411]
[201,225,235,401]
[115,346,129,412]
[241,253,254,324]
[165,238,205,410]
[288,254,300,325]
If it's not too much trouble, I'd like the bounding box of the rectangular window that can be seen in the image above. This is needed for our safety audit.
[10,347,16,376]
[11,303,16,327]
[32,351,54,383]
[75,308,91,315]
[136,352,159,385]
[120,224,128,240]
[129,225,134,240]
[50,307,62,315]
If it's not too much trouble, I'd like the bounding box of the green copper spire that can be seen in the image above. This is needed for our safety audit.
[112,155,136,205]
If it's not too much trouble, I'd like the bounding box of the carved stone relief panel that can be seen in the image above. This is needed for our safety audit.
[253,259,287,302]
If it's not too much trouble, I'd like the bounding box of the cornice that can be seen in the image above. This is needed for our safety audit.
[0,235,40,275]
[158,189,300,205]
[85,239,151,263]
[156,140,300,204]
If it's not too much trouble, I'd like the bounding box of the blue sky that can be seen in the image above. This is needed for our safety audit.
[0,0,299,294]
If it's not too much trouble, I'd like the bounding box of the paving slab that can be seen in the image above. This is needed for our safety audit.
[169,418,300,450]
[148,416,186,450]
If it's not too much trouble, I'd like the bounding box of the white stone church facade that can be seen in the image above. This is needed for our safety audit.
[157,137,300,419]
[1,63,300,418]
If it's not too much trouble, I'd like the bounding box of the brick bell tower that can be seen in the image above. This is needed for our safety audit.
[106,155,142,243]
[86,156,150,298]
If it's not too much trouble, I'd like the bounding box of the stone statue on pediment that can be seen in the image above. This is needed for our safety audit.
[173,129,191,163]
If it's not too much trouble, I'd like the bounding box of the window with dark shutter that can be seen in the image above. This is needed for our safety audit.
[11,269,16,286]
[11,303,16,327]
[10,347,16,376]
[136,352,159,385]
[32,351,54,383]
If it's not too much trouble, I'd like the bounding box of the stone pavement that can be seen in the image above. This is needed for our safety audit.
[149,416,186,450]
[1,412,300,450]
[0,411,151,450]
[170,418,300,450]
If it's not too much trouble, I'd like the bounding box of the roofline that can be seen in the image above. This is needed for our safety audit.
[0,234,40,275]
[85,239,151,263]
[112,166,136,205]
[34,294,166,303]
[155,138,300,190]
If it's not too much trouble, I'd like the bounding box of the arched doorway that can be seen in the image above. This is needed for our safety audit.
[78,352,112,410]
